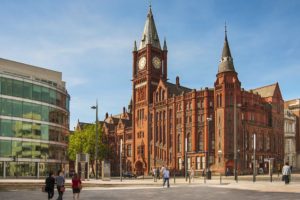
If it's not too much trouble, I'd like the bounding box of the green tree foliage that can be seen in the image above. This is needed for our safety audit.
[68,124,107,162]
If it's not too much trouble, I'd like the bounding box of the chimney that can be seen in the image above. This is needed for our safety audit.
[176,76,180,87]
[105,112,108,119]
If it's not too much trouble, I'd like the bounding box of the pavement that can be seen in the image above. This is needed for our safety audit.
[0,174,300,194]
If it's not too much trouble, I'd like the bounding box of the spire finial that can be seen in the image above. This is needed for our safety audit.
[225,21,227,37]
[133,40,137,51]
[163,37,167,50]
[149,0,152,8]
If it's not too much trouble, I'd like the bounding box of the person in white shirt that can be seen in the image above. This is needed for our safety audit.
[282,162,291,184]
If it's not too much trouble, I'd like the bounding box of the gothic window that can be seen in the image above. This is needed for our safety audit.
[177,134,182,152]
[198,131,203,151]
[127,145,132,157]
[187,133,192,152]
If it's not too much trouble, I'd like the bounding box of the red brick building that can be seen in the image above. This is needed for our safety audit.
[86,7,285,176]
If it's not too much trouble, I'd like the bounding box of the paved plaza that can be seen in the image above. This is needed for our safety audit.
[1,175,300,200]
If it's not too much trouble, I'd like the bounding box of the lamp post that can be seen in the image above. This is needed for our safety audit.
[185,137,187,181]
[120,139,123,182]
[218,150,222,184]
[253,133,256,182]
[207,117,212,180]
[91,100,99,180]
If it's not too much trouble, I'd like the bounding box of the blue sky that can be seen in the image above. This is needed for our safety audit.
[0,0,299,130]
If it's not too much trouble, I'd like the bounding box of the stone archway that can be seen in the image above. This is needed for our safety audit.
[135,160,144,176]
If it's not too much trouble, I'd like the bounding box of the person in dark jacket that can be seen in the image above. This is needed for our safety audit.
[45,171,55,199]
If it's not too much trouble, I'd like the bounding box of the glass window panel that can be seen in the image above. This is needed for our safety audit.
[41,106,49,122]
[12,140,22,157]
[32,104,41,120]
[23,102,32,119]
[22,141,32,158]
[41,124,49,140]
[12,120,22,138]
[12,79,23,97]
[0,140,12,157]
[40,143,49,160]
[22,122,32,139]
[56,92,62,107]
[23,81,32,99]
[49,89,56,105]
[32,85,41,101]
[49,107,57,123]
[49,126,58,142]
[1,98,12,116]
[32,142,41,159]
[41,87,50,103]
[12,100,22,118]
[32,123,41,139]
[1,77,12,96]
[0,119,13,137]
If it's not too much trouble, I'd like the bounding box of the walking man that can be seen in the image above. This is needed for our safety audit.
[163,167,170,188]
[282,162,291,184]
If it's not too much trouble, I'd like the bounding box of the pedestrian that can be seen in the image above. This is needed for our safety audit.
[152,167,157,182]
[72,173,82,200]
[45,171,55,200]
[56,170,65,200]
[163,167,170,188]
[226,168,230,176]
[282,162,291,184]
[190,167,195,182]
[160,165,166,182]
[156,168,160,180]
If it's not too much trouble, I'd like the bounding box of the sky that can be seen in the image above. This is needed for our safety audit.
[0,0,299,130]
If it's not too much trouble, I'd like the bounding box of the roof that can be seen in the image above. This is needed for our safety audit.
[165,81,192,97]
[218,31,235,73]
[139,6,161,50]
[252,83,277,98]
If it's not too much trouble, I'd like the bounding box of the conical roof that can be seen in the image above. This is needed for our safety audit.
[139,6,161,50]
[218,28,235,73]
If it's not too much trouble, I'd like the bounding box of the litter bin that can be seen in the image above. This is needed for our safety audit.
[207,170,212,180]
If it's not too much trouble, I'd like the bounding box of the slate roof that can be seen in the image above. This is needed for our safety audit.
[252,83,277,98]
[165,81,192,97]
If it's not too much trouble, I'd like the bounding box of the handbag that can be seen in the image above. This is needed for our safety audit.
[60,186,65,192]
[78,183,82,190]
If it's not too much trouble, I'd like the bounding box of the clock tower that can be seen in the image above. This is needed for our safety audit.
[132,6,168,175]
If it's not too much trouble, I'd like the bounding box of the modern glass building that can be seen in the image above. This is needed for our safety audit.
[0,58,70,178]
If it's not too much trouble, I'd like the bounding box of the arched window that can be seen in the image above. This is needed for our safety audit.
[187,133,192,152]
[162,90,165,100]
[177,134,182,152]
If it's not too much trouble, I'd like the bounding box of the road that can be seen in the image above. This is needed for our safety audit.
[0,184,299,200]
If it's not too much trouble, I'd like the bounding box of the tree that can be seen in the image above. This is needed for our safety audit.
[68,123,108,176]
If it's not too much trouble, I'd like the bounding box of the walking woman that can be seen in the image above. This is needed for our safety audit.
[45,172,55,200]
[72,173,82,200]
[56,170,65,200]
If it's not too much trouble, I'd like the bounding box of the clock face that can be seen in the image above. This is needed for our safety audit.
[152,56,161,69]
[138,56,146,70]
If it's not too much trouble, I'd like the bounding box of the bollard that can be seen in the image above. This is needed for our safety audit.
[220,173,222,185]
[270,173,272,182]
[189,175,191,184]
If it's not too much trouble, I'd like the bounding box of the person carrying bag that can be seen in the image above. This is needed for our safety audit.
[56,170,65,200]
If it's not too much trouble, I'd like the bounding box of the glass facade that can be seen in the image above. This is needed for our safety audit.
[0,73,70,178]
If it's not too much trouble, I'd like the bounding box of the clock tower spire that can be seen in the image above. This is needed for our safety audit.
[131,5,167,175]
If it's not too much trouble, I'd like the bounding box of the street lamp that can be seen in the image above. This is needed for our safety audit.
[91,100,99,180]
[253,133,256,182]
[207,117,212,180]
[218,150,222,184]
[185,136,187,181]
[120,139,123,182]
